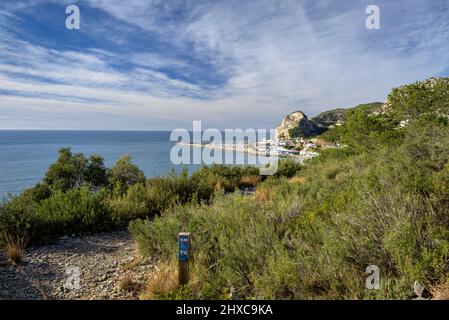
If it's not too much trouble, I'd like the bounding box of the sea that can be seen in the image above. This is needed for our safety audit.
[0,130,273,200]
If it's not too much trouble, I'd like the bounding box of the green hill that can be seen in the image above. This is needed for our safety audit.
[311,102,383,132]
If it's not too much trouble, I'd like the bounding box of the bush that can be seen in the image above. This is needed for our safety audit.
[1,156,264,248]
[0,195,36,247]
[43,148,109,193]
[109,155,145,196]
[31,187,114,243]
[274,159,302,178]
[191,164,260,200]
[111,183,149,222]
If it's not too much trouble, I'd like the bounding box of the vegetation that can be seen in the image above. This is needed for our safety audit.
[3,233,27,264]
[0,154,269,246]
[128,78,449,299]
[2,77,449,299]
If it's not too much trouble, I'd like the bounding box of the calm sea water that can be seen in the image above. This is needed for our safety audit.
[0,130,271,199]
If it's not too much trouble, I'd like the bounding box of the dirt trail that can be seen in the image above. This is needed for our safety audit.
[0,230,153,300]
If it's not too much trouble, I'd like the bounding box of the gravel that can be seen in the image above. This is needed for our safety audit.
[0,230,154,300]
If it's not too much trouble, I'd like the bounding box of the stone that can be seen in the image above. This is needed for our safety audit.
[275,111,318,139]
[0,230,152,300]
[414,281,426,298]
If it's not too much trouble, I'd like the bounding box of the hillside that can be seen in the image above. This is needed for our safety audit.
[2,77,449,300]
[127,77,449,299]
[311,102,383,130]
[275,102,383,139]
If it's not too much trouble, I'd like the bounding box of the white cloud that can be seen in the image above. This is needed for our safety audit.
[0,0,449,130]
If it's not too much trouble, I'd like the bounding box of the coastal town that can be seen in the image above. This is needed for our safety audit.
[183,136,342,164]
[178,109,347,164]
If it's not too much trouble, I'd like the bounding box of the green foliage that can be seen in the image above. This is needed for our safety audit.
[1,153,263,246]
[5,78,449,300]
[83,155,109,190]
[111,183,149,221]
[274,159,302,178]
[388,78,449,120]
[0,195,36,245]
[44,148,88,192]
[44,148,108,193]
[109,155,146,196]
[312,102,384,140]
[32,187,114,243]
[129,79,449,299]
[340,109,401,152]
[288,127,301,138]
[1,186,114,244]
[114,165,261,222]
[22,182,52,202]
[128,218,154,258]
[191,164,259,200]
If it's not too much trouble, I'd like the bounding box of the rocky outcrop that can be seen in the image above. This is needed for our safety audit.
[275,103,383,139]
[275,111,317,139]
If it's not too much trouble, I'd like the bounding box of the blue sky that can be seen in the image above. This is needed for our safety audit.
[0,0,448,130]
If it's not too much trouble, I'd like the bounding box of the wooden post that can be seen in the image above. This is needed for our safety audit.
[178,232,190,286]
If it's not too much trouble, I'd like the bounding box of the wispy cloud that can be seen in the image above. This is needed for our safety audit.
[0,0,449,130]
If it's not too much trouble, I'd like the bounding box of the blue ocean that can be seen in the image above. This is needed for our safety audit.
[0,130,271,199]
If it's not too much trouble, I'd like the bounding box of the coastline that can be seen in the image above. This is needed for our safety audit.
[178,141,306,161]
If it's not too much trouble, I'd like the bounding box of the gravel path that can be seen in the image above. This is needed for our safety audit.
[0,230,154,300]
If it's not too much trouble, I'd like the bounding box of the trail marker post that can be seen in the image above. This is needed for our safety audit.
[178,232,190,286]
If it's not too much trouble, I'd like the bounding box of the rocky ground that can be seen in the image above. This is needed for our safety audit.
[0,230,154,300]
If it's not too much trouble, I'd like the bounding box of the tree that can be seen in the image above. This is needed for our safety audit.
[83,154,108,190]
[44,148,87,192]
[44,148,109,192]
[341,109,400,152]
[109,155,145,195]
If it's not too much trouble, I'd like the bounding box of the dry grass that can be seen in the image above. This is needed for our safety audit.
[4,234,27,264]
[430,282,449,300]
[289,176,307,184]
[214,177,223,194]
[140,262,178,299]
[240,175,261,187]
[140,260,202,300]
[118,274,141,293]
[255,187,275,202]
[122,256,142,271]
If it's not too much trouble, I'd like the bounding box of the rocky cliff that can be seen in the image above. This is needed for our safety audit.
[275,103,383,139]
[275,111,317,139]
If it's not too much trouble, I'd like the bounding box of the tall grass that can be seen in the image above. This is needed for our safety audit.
[4,233,27,264]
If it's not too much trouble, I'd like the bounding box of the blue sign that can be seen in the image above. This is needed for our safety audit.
[178,234,190,261]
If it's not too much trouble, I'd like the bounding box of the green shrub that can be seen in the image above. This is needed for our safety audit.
[274,159,302,178]
[109,155,145,196]
[191,164,259,200]
[31,186,114,242]
[0,195,36,246]
[111,183,149,222]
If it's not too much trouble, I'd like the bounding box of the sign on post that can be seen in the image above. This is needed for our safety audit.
[178,232,190,286]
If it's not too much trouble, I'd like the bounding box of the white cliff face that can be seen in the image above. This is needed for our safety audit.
[275,111,316,139]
